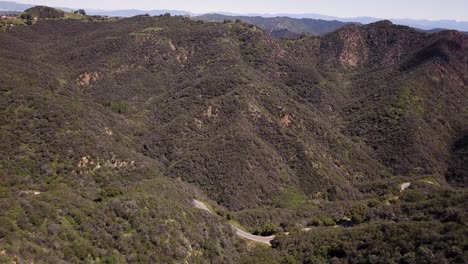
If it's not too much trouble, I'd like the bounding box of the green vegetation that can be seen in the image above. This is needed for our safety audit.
[420,177,440,186]
[272,221,467,263]
[322,217,336,227]
[195,13,351,36]
[142,26,164,32]
[0,9,466,263]
[253,223,281,236]
[23,6,65,19]
[105,101,130,114]
[0,16,27,30]
[1,6,96,31]
[272,188,310,208]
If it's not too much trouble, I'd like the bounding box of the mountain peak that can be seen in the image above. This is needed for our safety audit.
[373,19,394,26]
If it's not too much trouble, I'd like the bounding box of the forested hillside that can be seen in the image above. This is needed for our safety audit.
[0,9,467,263]
[194,13,353,37]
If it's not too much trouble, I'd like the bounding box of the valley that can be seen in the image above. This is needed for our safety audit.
[0,6,466,263]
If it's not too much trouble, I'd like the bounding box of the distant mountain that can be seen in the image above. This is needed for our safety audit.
[1,1,467,31]
[250,13,468,32]
[337,16,468,32]
[87,9,192,17]
[195,14,355,36]
[0,1,191,17]
[209,12,468,32]
[0,10,18,15]
[389,18,468,32]
[194,14,468,38]
[0,0,32,11]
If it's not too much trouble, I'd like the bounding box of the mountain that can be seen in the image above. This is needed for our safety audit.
[0,10,18,15]
[0,1,191,17]
[388,18,468,32]
[23,6,66,19]
[2,1,468,31]
[0,9,467,263]
[88,9,192,17]
[0,1,32,11]
[194,13,354,36]
[195,14,468,37]
[238,13,468,32]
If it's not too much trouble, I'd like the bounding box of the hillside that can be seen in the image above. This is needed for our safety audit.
[23,6,65,19]
[195,13,354,36]
[0,12,467,263]
[2,0,468,31]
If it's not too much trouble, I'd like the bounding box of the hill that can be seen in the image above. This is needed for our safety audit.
[89,9,192,17]
[0,0,192,17]
[0,12,466,263]
[195,13,354,36]
[2,1,468,31]
[23,6,65,19]
[228,13,468,32]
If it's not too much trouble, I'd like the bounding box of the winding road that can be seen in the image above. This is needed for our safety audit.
[193,199,275,245]
[194,183,414,246]
[400,182,411,192]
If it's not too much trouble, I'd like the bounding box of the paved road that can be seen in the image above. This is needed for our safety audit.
[195,182,409,246]
[193,199,211,212]
[193,199,274,246]
[400,182,411,192]
[232,226,274,245]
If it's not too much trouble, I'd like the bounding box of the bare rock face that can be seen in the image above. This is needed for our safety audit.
[319,20,443,69]
[76,71,102,88]
[319,24,370,68]
[337,25,368,67]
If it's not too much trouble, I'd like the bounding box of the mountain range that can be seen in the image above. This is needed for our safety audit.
[1,1,468,31]
[194,14,356,36]
[0,1,193,17]
[239,12,468,32]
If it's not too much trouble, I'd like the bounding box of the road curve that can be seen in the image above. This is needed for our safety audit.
[193,199,274,246]
[195,182,408,245]
[193,199,212,212]
[400,182,411,192]
[232,226,274,245]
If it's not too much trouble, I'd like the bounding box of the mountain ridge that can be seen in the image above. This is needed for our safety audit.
[1,1,467,31]
[1,15,466,209]
[194,14,356,36]
[0,8,466,264]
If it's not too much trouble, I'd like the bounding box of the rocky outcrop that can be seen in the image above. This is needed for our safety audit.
[76,71,102,88]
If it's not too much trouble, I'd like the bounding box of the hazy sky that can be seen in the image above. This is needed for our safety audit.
[15,0,468,21]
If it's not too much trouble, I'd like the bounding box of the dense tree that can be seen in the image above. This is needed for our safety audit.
[74,9,87,16]
[0,11,466,263]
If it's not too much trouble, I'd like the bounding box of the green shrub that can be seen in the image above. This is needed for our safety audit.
[104,101,129,114]
[322,217,335,227]
[403,190,426,202]
[254,223,281,236]
[308,217,323,227]
[20,13,32,20]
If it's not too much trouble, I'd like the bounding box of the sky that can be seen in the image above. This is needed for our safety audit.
[14,0,468,21]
